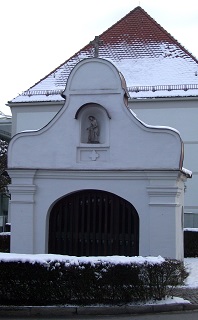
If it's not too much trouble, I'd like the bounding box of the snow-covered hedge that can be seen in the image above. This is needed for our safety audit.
[0,254,188,305]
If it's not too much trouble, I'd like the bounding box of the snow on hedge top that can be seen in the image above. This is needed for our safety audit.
[0,253,165,266]
[10,7,198,104]
[184,228,198,232]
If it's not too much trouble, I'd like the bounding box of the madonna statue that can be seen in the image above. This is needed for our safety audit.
[87,116,99,143]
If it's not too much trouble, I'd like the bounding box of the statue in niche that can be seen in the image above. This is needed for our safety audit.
[87,116,99,143]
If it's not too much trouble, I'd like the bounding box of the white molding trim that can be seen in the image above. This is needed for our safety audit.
[30,169,183,180]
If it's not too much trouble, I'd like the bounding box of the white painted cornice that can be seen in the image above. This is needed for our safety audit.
[31,169,184,180]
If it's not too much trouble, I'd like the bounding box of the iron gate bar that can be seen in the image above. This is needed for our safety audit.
[49,190,139,256]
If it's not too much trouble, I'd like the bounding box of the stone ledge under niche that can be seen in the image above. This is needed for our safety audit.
[77,147,109,162]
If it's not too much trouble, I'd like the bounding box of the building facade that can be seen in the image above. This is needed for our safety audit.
[7,7,198,226]
[8,59,189,258]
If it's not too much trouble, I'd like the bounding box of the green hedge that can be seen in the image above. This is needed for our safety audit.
[0,258,188,306]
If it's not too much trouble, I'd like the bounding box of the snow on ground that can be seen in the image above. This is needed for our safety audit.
[184,258,198,288]
[147,297,190,305]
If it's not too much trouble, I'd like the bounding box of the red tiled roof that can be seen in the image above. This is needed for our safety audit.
[11,6,198,103]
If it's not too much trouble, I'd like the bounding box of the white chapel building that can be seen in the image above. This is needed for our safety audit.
[8,58,190,259]
[6,6,198,257]
[7,7,198,228]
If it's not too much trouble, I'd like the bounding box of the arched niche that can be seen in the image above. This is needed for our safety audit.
[75,103,110,145]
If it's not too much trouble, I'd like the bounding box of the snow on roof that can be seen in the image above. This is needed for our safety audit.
[10,6,198,104]
[0,111,11,119]
[181,167,192,178]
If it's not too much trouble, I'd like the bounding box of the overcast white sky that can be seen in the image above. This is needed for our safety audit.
[1,0,198,115]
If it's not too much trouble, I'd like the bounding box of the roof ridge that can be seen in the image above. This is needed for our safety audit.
[26,8,142,91]
[21,7,155,91]
[12,6,198,101]
[138,7,198,63]
[26,6,198,92]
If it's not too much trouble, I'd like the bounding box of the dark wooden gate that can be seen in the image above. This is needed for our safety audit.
[48,190,139,256]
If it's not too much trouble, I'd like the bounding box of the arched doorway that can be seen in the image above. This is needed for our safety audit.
[48,190,139,256]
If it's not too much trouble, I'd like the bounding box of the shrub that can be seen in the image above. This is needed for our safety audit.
[0,256,188,306]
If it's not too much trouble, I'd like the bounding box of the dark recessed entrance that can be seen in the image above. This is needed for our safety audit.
[48,190,139,256]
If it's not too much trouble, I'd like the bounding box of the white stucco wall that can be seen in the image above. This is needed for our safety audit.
[8,169,185,259]
[10,103,63,136]
[9,96,196,226]
[11,98,195,227]
[130,98,197,223]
